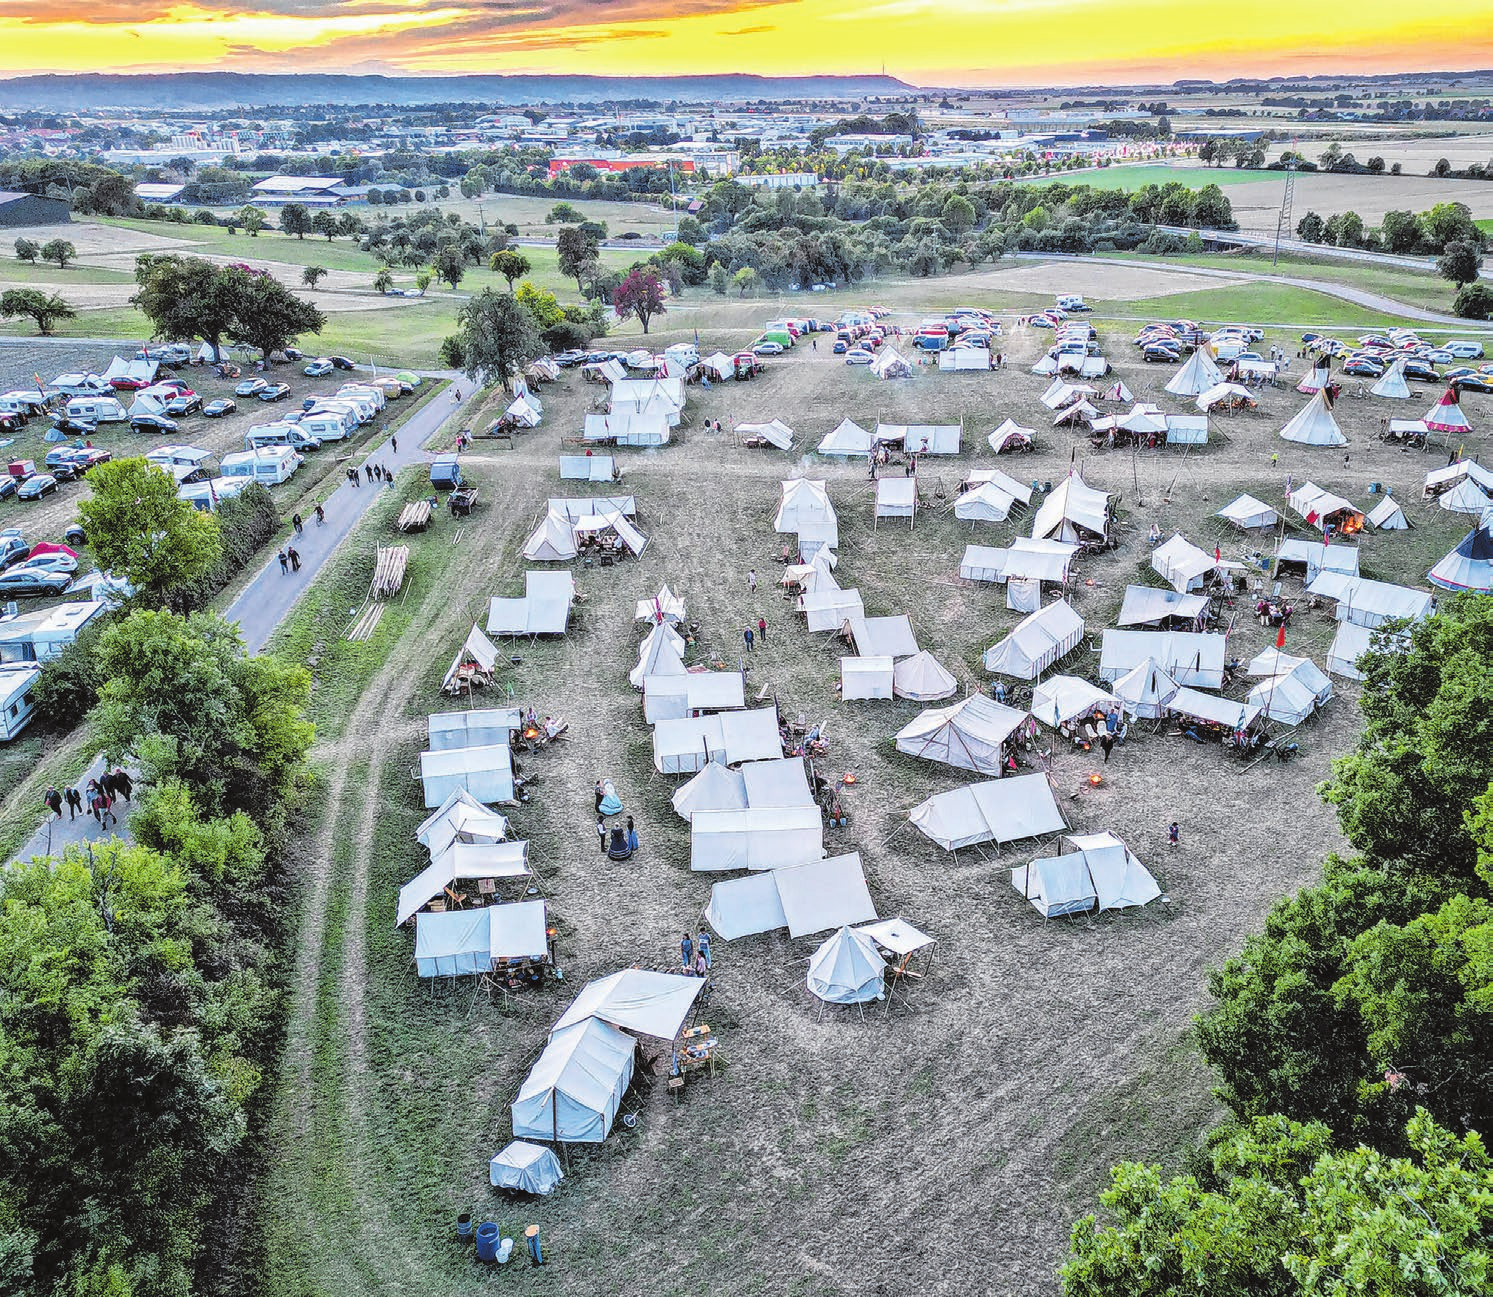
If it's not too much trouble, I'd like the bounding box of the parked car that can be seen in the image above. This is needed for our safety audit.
[1445,340,1485,360]
[1143,345,1178,363]
[1425,349,1455,365]
[1404,361,1440,383]
[329,356,356,371]
[16,474,59,500]
[0,534,27,566]
[304,359,334,378]
[235,378,267,397]
[69,448,111,470]
[130,413,178,435]
[1453,375,1493,395]
[8,552,77,575]
[845,349,875,365]
[0,566,70,597]
[752,341,784,356]
[1344,358,1385,378]
[0,478,15,502]
[258,383,292,402]
[49,415,96,437]
[552,350,586,368]
[832,340,849,354]
[165,393,201,416]
[204,398,237,418]
[47,462,79,484]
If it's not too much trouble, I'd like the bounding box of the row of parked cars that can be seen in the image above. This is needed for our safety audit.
[0,527,88,597]
[1306,330,1493,391]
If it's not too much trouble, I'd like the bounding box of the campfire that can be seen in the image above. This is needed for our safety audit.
[1088,773,1104,787]
[523,728,540,740]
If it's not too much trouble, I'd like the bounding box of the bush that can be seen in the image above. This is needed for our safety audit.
[31,619,107,729]
[1453,282,1493,320]
[175,483,280,610]
[541,319,595,351]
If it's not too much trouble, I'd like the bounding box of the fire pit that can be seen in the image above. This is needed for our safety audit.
[1088,773,1104,787]
[523,728,540,740]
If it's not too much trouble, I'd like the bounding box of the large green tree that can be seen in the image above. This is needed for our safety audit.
[132,253,236,361]
[0,288,75,335]
[75,458,223,609]
[441,287,543,393]
[222,265,325,360]
[489,248,530,292]
[555,224,599,293]
[278,202,311,239]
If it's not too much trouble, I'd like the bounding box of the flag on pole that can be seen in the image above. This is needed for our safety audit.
[1276,624,1286,649]
[1214,545,1221,564]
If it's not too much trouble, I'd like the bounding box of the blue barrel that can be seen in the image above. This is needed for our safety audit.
[456,1213,473,1244]
[475,1222,500,1262]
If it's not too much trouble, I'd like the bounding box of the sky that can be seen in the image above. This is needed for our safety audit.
[4,0,1493,84]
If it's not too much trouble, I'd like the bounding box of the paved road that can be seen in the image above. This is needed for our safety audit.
[227,378,475,654]
[10,378,479,863]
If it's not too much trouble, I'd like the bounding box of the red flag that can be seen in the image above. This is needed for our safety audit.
[1276,625,1286,649]
[1214,545,1221,564]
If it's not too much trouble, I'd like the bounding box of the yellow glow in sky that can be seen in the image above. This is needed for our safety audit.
[3,0,1492,83]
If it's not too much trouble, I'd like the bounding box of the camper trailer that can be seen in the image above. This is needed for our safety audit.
[245,422,322,453]
[0,662,42,741]
[146,444,216,471]
[50,373,109,398]
[178,478,251,511]
[64,395,127,424]
[0,392,48,420]
[220,447,302,486]
[298,409,355,442]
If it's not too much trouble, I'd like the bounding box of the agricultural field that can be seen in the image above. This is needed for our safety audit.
[252,301,1485,1295]
[429,192,682,240]
[1219,170,1493,236]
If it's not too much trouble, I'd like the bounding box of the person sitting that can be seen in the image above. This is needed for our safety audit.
[544,716,567,740]
[607,826,632,860]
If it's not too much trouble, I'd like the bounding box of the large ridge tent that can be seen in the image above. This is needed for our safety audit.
[806,927,886,1005]
[960,545,1008,583]
[546,494,637,520]
[1165,415,1210,446]
[988,418,1036,453]
[489,1142,564,1195]
[1247,669,1326,726]
[801,588,864,632]
[1099,630,1227,689]
[584,411,672,446]
[1424,388,1473,435]
[689,805,824,872]
[1305,573,1434,628]
[1279,389,1347,447]
[700,352,734,380]
[1424,459,1493,500]
[397,841,531,926]
[1011,831,1160,917]
[487,571,575,638]
[552,969,705,1041]
[1041,380,1097,410]
[983,600,1084,679]
[1002,538,1080,586]
[429,708,520,752]
[1217,494,1280,531]
[841,655,895,701]
[704,871,788,940]
[879,424,960,456]
[1165,348,1224,397]
[413,900,548,977]
[1275,540,1359,583]
[418,744,515,809]
[816,418,875,456]
[1117,585,1209,628]
[1288,482,1363,534]
[1327,621,1408,679]
[642,671,746,724]
[1428,512,1493,593]
[954,480,1019,524]
[610,377,684,425]
[964,468,1033,504]
[1151,534,1218,593]
[893,650,958,701]
[1111,658,1180,719]
[511,1017,634,1144]
[895,695,1029,775]
[706,853,877,941]
[843,614,919,659]
[871,347,913,379]
[874,477,917,527]
[1030,676,1120,728]
[908,773,1065,851]
[652,707,781,773]
[1166,688,1261,732]
[774,478,839,550]
[737,419,795,450]
[1435,478,1492,516]
[671,761,748,820]
[1246,650,1334,705]
[938,346,992,372]
[416,786,503,846]
[559,454,617,482]
[739,757,814,809]
[1031,472,1110,543]
[1370,356,1411,399]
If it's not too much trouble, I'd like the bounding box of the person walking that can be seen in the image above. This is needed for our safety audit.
[65,786,82,820]
[85,780,101,823]
[287,545,301,573]
[1168,822,1179,847]
[594,778,605,812]
[44,786,62,821]
[744,626,754,652]
[292,512,303,535]
[277,549,289,574]
[757,615,767,645]
[112,767,133,801]
[747,569,757,594]
[698,931,712,970]
[596,815,607,854]
[1100,732,1114,763]
[364,464,373,484]
[680,932,694,971]
[314,503,325,525]
[391,434,398,452]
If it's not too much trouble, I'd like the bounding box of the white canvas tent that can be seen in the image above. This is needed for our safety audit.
[671,760,748,820]
[983,600,1084,678]
[1327,621,1405,679]
[737,419,795,450]
[1289,482,1363,533]
[1041,380,1096,410]
[1166,687,1261,731]
[1031,472,1110,543]
[583,411,672,446]
[1275,540,1359,583]
[642,671,745,724]
[1196,382,1256,411]
[652,707,781,773]
[396,840,531,926]
[700,352,734,380]
[806,927,886,1005]
[610,377,684,425]
[1030,676,1119,729]
[1117,585,1209,628]
[801,589,864,633]
[816,418,875,456]
[553,969,704,1041]
[964,469,1033,504]
[843,614,918,659]
[489,1141,563,1195]
[1111,658,1180,719]
[1247,670,1324,725]
[954,480,1019,524]
[774,479,838,549]
[1151,534,1218,593]
[1245,650,1333,705]
[841,655,895,700]
[1217,494,1279,530]
[908,773,1065,851]
[690,805,823,872]
[871,346,912,379]
[1166,415,1209,445]
[572,507,649,557]
[895,695,1028,775]
[740,757,815,809]
[880,424,960,456]
[418,744,514,809]
[413,900,548,977]
[937,346,992,372]
[1165,348,1224,397]
[1011,831,1160,917]
[960,545,1008,583]
[1306,573,1434,628]
[521,510,579,562]
[487,571,575,638]
[505,393,541,428]
[1371,357,1411,399]
[636,584,686,625]
[893,650,958,701]
[1436,477,1493,516]
[706,852,876,941]
[442,625,501,692]
[1099,630,1226,689]
[511,1018,633,1144]
[1279,389,1347,447]
[988,418,1037,453]
[875,476,917,526]
[428,708,520,752]
[704,871,788,940]
[629,621,686,690]
[1429,513,1493,593]
[559,454,617,482]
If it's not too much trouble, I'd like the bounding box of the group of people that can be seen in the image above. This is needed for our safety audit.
[679,930,712,978]
[743,616,768,651]
[596,813,639,859]
[44,767,132,827]
[276,546,302,574]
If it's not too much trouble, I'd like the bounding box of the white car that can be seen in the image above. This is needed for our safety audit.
[1444,340,1486,360]
[752,341,784,357]
[1425,348,1456,365]
[304,359,334,377]
[844,349,875,365]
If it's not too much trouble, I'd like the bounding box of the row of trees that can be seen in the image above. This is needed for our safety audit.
[1062,596,1493,1292]
[1295,199,1483,258]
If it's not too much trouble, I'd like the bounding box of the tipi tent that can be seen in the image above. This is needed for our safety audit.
[670,760,748,820]
[1111,658,1180,719]
[1165,348,1224,397]
[1030,472,1110,543]
[1370,357,1411,399]
[1424,388,1473,435]
[816,418,874,456]
[895,695,1029,775]
[908,773,1065,851]
[510,1018,634,1144]
[1011,831,1160,917]
[983,600,1084,678]
[806,927,886,1005]
[1217,494,1279,530]
[1428,512,1493,593]
[893,650,958,701]
[489,1141,564,1195]
[1279,388,1347,447]
[630,621,686,689]
[1296,362,1332,394]
[521,510,578,562]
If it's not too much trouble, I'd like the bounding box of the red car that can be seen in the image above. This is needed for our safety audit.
[107,375,151,391]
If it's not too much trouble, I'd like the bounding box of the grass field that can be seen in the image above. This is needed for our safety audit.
[243,299,1483,1294]
[1029,163,1267,190]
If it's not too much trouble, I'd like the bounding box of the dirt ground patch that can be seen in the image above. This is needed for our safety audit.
[255,301,1476,1295]
[6,220,194,258]
[977,260,1221,300]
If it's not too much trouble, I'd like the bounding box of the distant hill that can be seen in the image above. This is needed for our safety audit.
[0,71,916,110]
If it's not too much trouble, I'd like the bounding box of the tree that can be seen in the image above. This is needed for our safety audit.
[1062,1111,1493,1297]
[941,194,977,235]
[489,249,530,292]
[372,268,394,294]
[1380,209,1425,254]
[1296,210,1326,243]
[222,266,325,360]
[546,201,582,224]
[514,281,562,329]
[1453,282,1493,320]
[300,265,327,289]
[734,266,761,297]
[14,237,38,263]
[311,211,340,242]
[432,244,465,289]
[1437,240,1483,288]
[75,459,223,610]
[235,205,266,236]
[414,270,432,295]
[555,225,600,294]
[1367,155,1386,174]
[441,288,543,393]
[1424,201,1480,250]
[613,267,666,334]
[0,287,75,334]
[278,203,311,239]
[131,254,235,361]
[708,263,729,295]
[40,238,76,268]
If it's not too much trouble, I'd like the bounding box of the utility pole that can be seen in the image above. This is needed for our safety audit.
[1272,156,1296,269]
